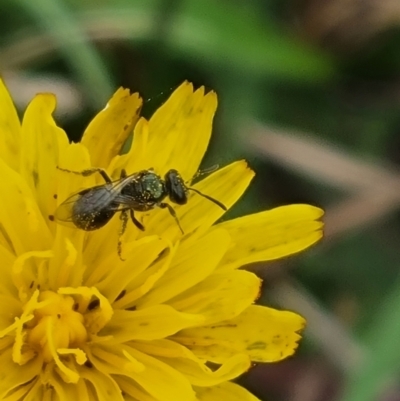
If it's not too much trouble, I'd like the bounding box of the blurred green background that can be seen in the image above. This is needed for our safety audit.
[3,0,400,400]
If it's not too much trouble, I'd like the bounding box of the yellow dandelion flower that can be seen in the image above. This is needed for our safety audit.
[0,80,323,401]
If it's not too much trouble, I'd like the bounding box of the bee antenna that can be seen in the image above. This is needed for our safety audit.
[188,187,227,211]
[191,165,219,182]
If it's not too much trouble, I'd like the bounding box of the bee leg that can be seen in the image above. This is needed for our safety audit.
[118,210,129,261]
[57,167,112,184]
[159,203,184,234]
[130,210,145,231]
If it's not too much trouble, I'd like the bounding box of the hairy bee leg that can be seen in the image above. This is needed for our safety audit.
[57,166,112,184]
[118,210,129,261]
[130,209,145,231]
[159,202,184,234]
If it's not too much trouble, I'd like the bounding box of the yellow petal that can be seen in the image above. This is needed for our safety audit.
[112,242,178,309]
[141,160,254,242]
[51,144,93,281]
[45,364,90,401]
[169,270,261,325]
[157,353,251,387]
[48,237,81,289]
[0,225,16,256]
[88,343,145,375]
[81,88,142,167]
[109,117,149,176]
[0,246,17,295]
[0,79,21,170]
[78,214,121,269]
[0,348,42,398]
[144,81,217,180]
[218,204,324,269]
[0,295,21,327]
[134,339,248,387]
[78,366,124,401]
[18,379,43,401]
[0,157,52,255]
[134,340,249,387]
[115,376,157,401]
[20,93,69,220]
[105,305,204,342]
[56,143,94,203]
[3,378,37,401]
[175,305,305,364]
[120,346,196,401]
[196,382,261,401]
[138,229,230,307]
[133,339,202,360]
[89,236,168,299]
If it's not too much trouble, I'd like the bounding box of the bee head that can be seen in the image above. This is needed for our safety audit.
[164,169,188,205]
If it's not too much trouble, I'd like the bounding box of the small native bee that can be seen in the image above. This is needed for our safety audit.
[55,167,226,258]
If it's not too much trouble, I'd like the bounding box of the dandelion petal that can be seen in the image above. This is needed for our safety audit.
[169,270,261,325]
[0,349,42,399]
[175,305,305,364]
[139,229,230,307]
[122,346,196,401]
[0,157,52,254]
[20,93,69,219]
[105,305,204,342]
[157,353,251,387]
[145,81,217,180]
[45,367,91,401]
[115,376,157,401]
[0,79,21,170]
[218,204,324,268]
[81,88,142,168]
[195,382,261,401]
[79,367,124,401]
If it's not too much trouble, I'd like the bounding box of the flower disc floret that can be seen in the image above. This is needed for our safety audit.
[27,291,87,362]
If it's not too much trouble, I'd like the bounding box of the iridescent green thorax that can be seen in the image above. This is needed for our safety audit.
[121,170,167,210]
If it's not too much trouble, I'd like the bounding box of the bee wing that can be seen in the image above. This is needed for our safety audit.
[54,191,88,223]
[54,177,135,224]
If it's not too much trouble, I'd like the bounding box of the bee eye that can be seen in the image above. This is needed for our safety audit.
[165,170,187,205]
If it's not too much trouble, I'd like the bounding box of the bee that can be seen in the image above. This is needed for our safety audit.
[55,167,227,259]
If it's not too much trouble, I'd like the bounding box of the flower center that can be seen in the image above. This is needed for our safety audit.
[0,285,113,383]
[27,291,87,362]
